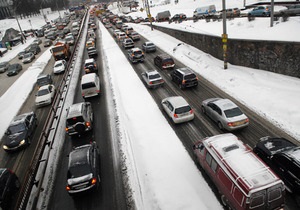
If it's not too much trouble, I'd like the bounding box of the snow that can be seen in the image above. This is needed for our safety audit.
[0,0,299,209]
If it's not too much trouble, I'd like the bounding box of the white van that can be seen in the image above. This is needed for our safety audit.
[81,73,101,99]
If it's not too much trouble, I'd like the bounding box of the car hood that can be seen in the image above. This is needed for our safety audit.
[67,173,93,185]
[36,94,51,103]
[4,132,27,145]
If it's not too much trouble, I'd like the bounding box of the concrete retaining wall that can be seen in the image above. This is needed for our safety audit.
[152,25,300,78]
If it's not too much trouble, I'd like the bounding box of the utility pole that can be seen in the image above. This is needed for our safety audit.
[145,0,153,30]
[222,0,228,69]
[270,0,275,27]
[10,0,26,44]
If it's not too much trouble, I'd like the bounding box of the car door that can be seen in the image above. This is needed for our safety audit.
[162,100,172,118]
[210,104,222,123]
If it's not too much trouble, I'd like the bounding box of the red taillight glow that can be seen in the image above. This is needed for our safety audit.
[96,90,100,93]
[190,109,194,114]
[227,122,234,127]
[91,178,97,185]
[174,113,178,118]
[245,118,249,123]
[149,81,153,84]
[86,121,91,127]
[66,185,71,191]
[182,80,186,84]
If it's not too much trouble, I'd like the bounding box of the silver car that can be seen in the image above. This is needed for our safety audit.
[201,98,249,131]
[141,70,164,88]
[22,52,35,64]
[161,96,194,124]
[0,62,10,73]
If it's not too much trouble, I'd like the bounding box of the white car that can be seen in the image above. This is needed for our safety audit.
[35,84,56,107]
[161,96,194,124]
[53,60,67,74]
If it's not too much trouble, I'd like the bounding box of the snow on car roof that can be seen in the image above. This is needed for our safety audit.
[166,96,189,108]
[205,134,280,190]
[214,98,237,110]
[67,103,84,118]
[82,73,97,83]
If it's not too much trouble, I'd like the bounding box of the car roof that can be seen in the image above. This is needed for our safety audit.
[166,96,189,108]
[69,144,91,167]
[147,70,159,75]
[176,67,194,75]
[213,98,238,110]
[11,112,33,125]
[82,73,97,83]
[255,137,297,156]
[85,58,95,63]
[67,102,84,118]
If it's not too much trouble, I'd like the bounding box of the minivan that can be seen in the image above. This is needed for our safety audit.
[81,73,101,99]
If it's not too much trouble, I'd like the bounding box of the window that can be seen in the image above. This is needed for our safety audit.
[205,152,217,173]
[233,187,244,206]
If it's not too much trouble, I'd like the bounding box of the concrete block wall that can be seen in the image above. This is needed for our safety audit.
[152,25,300,78]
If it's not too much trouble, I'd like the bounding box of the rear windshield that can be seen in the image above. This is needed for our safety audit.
[175,105,191,114]
[68,164,92,178]
[82,82,96,89]
[149,74,160,80]
[134,51,142,55]
[224,107,243,118]
[67,116,84,125]
[184,74,197,80]
[162,58,174,64]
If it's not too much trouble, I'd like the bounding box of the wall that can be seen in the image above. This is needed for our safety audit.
[152,25,300,78]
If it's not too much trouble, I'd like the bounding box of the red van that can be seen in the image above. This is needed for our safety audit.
[193,133,285,210]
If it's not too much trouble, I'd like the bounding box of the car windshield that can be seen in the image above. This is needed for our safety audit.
[175,105,191,114]
[55,62,63,67]
[68,163,92,178]
[184,74,197,80]
[8,123,25,134]
[134,51,142,55]
[149,74,160,80]
[37,78,50,86]
[67,116,84,125]
[82,82,96,89]
[147,43,154,47]
[0,63,7,68]
[37,89,50,96]
[23,53,32,58]
[224,107,243,118]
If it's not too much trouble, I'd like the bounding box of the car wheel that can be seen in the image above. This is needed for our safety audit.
[218,122,223,130]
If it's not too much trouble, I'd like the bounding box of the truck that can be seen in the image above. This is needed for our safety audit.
[193,5,216,19]
[193,133,285,210]
[156,10,171,22]
[50,41,71,61]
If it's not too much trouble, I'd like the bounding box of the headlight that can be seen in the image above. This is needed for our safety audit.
[20,139,26,145]
[3,145,8,150]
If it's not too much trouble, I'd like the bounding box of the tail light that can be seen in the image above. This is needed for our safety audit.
[190,109,194,114]
[182,80,186,84]
[196,76,199,81]
[82,93,85,96]
[174,113,178,118]
[86,121,91,127]
[91,177,97,185]
[96,90,100,93]
[65,127,69,132]
[227,122,234,127]
[245,118,249,123]
[66,185,71,191]
[149,81,153,84]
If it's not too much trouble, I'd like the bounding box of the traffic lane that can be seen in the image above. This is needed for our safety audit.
[48,28,127,209]
[113,25,300,209]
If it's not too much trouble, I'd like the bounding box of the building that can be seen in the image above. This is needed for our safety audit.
[0,0,12,20]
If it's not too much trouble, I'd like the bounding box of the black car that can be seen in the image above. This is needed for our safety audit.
[28,44,41,55]
[6,63,23,76]
[170,67,198,89]
[3,112,37,152]
[154,54,175,70]
[66,142,100,195]
[127,47,144,63]
[43,39,53,47]
[35,29,44,37]
[253,137,300,198]
[0,168,20,209]
[171,13,187,22]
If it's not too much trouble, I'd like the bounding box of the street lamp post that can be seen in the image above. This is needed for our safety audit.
[145,0,153,30]
[222,0,228,69]
[9,0,26,44]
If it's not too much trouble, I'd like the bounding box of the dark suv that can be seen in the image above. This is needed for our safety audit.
[127,47,144,63]
[3,112,37,152]
[154,54,175,70]
[0,168,20,209]
[170,67,198,89]
[65,102,93,136]
[66,142,100,195]
[253,137,300,198]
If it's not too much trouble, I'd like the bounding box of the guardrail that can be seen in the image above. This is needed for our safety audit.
[15,10,88,210]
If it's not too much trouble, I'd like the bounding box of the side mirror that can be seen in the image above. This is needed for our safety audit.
[5,130,11,135]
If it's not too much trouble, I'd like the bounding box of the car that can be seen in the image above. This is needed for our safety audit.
[43,39,53,47]
[0,168,20,209]
[84,58,98,74]
[35,84,56,107]
[22,52,35,64]
[3,112,37,151]
[171,13,187,22]
[81,73,101,99]
[142,41,156,53]
[71,28,79,36]
[63,27,70,34]
[161,96,194,124]
[104,23,112,28]
[35,29,44,37]
[65,35,75,45]
[6,63,23,76]
[86,40,95,48]
[201,98,249,131]
[128,31,140,41]
[0,62,10,73]
[53,59,67,74]
[90,23,97,30]
[113,29,121,37]
[170,67,198,89]
[36,74,53,88]
[87,46,98,58]
[17,50,26,59]
[154,54,175,69]
[65,102,93,136]
[66,142,100,195]
[127,47,144,63]
[45,31,57,40]
[279,4,300,16]
[57,30,65,39]
[28,44,41,55]
[253,137,300,197]
[117,32,127,42]
[141,70,165,88]
[32,38,42,45]
[248,6,271,17]
[122,38,134,48]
